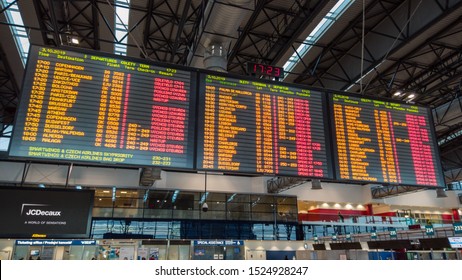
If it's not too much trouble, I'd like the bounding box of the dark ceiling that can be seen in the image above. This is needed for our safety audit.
[0,0,461,183]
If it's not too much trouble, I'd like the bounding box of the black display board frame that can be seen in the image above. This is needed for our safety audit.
[8,45,445,187]
[9,45,198,170]
[195,70,334,179]
[327,91,445,188]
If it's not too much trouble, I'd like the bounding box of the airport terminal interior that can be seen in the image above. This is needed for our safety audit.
[0,0,462,260]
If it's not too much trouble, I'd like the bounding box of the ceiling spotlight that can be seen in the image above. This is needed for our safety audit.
[71,37,79,44]
[393,91,402,96]
[38,184,45,188]
[407,93,415,99]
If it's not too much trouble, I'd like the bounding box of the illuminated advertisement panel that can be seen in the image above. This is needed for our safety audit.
[0,187,94,238]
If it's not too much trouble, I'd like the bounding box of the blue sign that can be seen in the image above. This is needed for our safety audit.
[389,228,397,238]
[345,233,352,241]
[425,225,435,236]
[15,240,96,246]
[371,230,377,240]
[454,222,462,234]
[193,240,243,246]
[448,237,462,248]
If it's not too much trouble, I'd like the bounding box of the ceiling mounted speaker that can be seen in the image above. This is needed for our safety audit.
[311,179,322,190]
[436,188,447,198]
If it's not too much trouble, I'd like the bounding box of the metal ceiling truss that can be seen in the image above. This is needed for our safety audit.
[440,142,462,170]
[170,0,193,63]
[275,0,330,46]
[445,168,462,183]
[438,123,462,147]
[432,93,462,176]
[280,0,462,181]
[0,44,19,126]
[226,0,267,73]
[363,5,462,106]
[267,176,309,193]
[142,0,202,64]
[30,0,204,64]
[371,185,425,199]
[183,0,215,66]
[0,0,18,15]
[227,0,330,75]
[434,94,462,135]
[292,0,400,86]
[293,0,462,103]
[373,38,462,107]
[33,0,100,49]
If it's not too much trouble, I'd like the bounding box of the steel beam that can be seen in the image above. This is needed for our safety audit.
[171,0,192,63]
[267,176,309,193]
[371,185,425,199]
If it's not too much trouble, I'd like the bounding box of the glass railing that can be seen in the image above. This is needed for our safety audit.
[90,219,298,240]
[299,212,460,240]
[92,191,299,223]
[299,213,458,226]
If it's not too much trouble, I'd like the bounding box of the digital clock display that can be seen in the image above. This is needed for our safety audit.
[247,62,284,78]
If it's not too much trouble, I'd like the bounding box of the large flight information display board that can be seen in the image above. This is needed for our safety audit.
[9,46,196,168]
[331,94,444,187]
[197,74,333,178]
